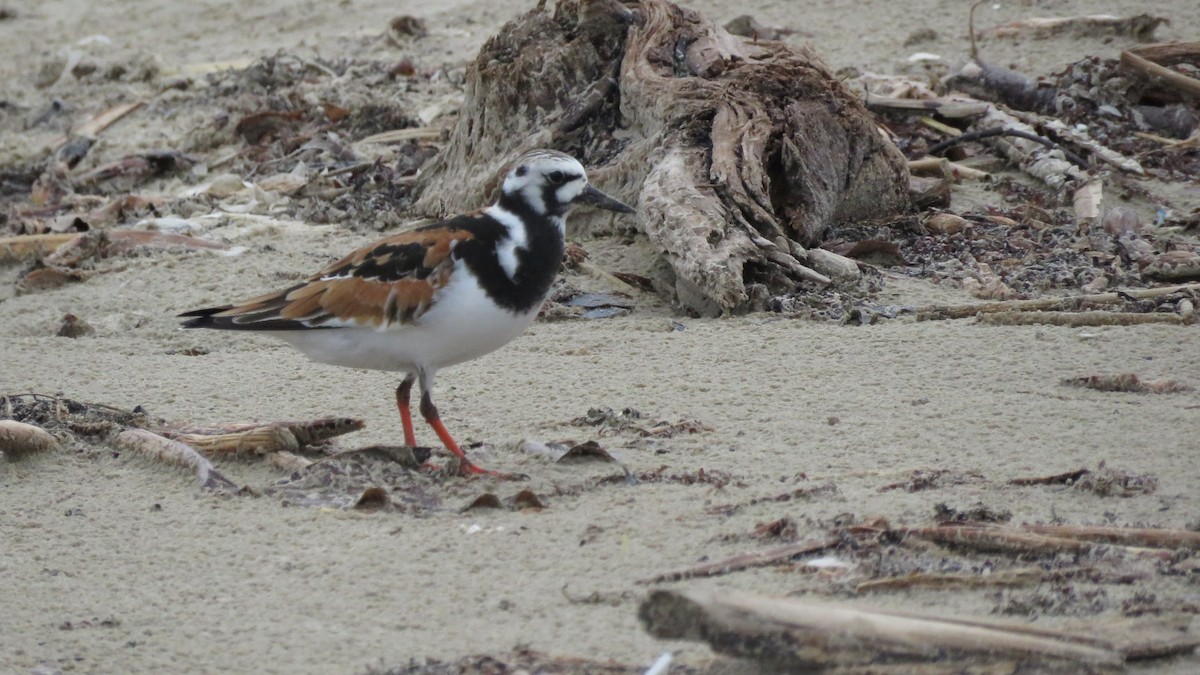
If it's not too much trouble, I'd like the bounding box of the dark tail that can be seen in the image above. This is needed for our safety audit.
[178,306,235,329]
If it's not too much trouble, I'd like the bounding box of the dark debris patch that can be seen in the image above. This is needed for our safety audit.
[568,406,712,438]
[1,393,152,441]
[878,469,987,493]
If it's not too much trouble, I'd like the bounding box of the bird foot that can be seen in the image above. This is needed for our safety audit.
[420,458,528,480]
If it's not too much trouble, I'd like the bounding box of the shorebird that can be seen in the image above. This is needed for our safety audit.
[181,149,634,476]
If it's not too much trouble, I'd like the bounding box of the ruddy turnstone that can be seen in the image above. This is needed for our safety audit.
[180,149,634,476]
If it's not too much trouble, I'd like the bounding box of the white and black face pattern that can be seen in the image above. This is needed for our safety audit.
[502,150,589,217]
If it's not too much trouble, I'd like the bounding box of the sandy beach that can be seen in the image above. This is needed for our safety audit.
[2,1,1199,673]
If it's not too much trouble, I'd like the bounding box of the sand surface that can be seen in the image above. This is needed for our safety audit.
[3,1,1199,673]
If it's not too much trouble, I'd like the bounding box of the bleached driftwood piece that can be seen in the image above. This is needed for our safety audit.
[115,429,238,490]
[639,588,1127,670]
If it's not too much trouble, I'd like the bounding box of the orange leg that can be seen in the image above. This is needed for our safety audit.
[418,389,505,478]
[394,375,417,448]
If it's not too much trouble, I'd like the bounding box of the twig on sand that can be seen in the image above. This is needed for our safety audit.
[900,523,1175,561]
[638,536,837,584]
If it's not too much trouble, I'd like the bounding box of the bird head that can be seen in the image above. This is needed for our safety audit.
[500,149,634,217]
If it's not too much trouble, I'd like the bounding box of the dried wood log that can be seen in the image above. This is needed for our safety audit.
[412,0,909,313]
[0,420,60,460]
[639,588,1124,670]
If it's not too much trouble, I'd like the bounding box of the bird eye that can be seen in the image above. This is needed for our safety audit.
[547,170,566,186]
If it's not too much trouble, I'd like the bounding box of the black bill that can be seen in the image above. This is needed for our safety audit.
[573,185,635,214]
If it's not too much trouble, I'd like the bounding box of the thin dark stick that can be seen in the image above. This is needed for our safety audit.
[927,127,1089,168]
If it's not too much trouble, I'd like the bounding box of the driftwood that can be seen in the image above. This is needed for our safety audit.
[1120,49,1200,100]
[639,588,1154,670]
[160,417,365,455]
[0,420,60,460]
[412,0,909,313]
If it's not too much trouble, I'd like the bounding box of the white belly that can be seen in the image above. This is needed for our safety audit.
[268,265,541,373]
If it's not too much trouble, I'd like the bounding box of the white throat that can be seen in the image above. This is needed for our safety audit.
[485,204,528,280]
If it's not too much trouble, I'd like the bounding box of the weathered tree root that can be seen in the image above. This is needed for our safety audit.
[413,0,909,313]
